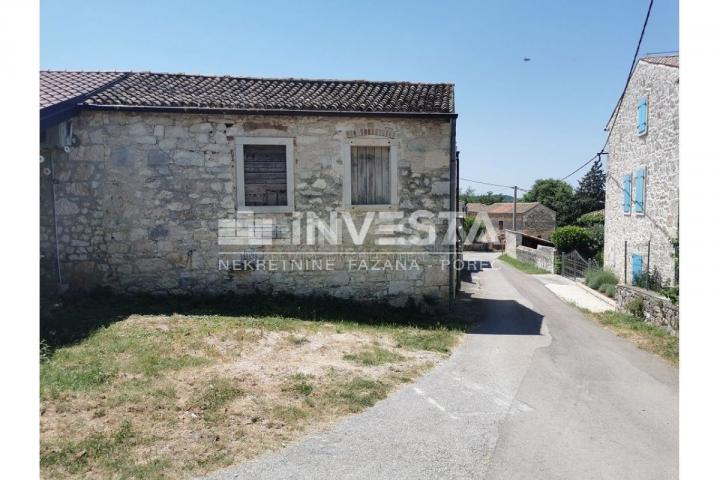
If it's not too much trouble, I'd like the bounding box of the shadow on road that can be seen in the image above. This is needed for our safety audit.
[456,262,544,336]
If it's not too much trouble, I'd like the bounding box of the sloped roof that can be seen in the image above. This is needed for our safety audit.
[466,203,490,213]
[486,202,543,214]
[40,71,128,109]
[466,202,553,215]
[640,55,679,68]
[40,70,455,116]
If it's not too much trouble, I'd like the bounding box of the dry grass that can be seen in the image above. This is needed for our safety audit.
[587,311,679,366]
[41,301,462,479]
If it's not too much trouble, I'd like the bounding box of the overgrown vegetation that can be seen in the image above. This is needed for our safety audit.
[550,226,594,257]
[343,347,405,366]
[498,254,549,274]
[634,266,679,305]
[40,294,466,479]
[585,268,619,298]
[590,311,678,365]
[626,297,645,318]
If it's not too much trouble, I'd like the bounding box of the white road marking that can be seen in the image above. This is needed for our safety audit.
[413,387,459,420]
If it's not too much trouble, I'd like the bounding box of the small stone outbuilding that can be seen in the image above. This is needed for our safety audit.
[466,202,556,244]
[40,71,459,309]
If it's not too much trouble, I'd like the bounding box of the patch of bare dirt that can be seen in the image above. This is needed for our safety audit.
[40,318,453,479]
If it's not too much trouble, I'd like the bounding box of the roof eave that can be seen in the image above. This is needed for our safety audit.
[80,104,458,119]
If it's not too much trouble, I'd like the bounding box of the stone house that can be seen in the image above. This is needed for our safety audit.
[40,71,459,309]
[603,55,679,286]
[466,202,556,244]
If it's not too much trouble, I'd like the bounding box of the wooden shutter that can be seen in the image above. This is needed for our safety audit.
[631,254,644,285]
[351,146,390,205]
[634,167,646,213]
[623,174,632,213]
[637,97,648,135]
[244,145,287,206]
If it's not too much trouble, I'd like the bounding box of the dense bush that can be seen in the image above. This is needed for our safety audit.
[576,210,605,227]
[585,268,619,291]
[626,297,645,318]
[550,226,594,256]
[660,286,679,305]
[599,283,616,298]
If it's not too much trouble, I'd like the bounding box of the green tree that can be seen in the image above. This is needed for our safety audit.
[460,188,510,205]
[522,179,578,226]
[550,226,594,257]
[574,157,606,216]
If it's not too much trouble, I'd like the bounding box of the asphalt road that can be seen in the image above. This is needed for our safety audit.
[204,252,678,480]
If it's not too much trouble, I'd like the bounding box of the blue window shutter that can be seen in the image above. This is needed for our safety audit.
[623,174,632,213]
[632,254,644,285]
[637,97,648,135]
[634,167,646,213]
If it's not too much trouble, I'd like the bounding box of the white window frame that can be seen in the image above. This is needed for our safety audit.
[342,137,399,209]
[235,137,295,213]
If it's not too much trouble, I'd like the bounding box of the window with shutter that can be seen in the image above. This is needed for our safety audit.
[637,97,648,136]
[350,145,390,205]
[623,174,632,214]
[634,167,646,214]
[244,145,287,206]
[236,137,294,212]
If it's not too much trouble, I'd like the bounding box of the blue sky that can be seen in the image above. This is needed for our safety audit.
[41,0,678,195]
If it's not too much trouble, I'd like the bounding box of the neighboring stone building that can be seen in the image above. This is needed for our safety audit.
[40,71,459,308]
[604,55,679,286]
[466,202,556,244]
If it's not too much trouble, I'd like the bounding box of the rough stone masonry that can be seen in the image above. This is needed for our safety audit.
[604,57,679,286]
[40,111,455,309]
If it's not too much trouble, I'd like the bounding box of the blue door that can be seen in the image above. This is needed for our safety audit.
[631,254,644,285]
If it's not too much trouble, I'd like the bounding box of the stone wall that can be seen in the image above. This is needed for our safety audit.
[504,230,555,272]
[39,111,454,308]
[522,206,556,240]
[504,230,520,257]
[40,147,59,297]
[616,285,678,335]
[480,205,555,242]
[604,60,679,286]
[515,245,555,273]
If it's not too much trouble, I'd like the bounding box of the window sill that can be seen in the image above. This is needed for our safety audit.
[237,206,294,214]
[346,204,399,211]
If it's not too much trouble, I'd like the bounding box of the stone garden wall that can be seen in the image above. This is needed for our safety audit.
[616,285,679,335]
[39,111,454,309]
[516,245,555,273]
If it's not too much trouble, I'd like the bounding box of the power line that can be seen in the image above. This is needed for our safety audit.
[460,178,529,192]
[559,0,654,182]
[604,0,654,145]
[462,0,655,191]
[560,153,604,181]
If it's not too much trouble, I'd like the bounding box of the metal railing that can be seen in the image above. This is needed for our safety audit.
[560,250,597,280]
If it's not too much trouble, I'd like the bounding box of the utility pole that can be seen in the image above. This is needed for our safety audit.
[512,186,518,231]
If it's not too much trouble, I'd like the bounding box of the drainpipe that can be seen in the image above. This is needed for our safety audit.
[49,150,63,288]
[448,118,457,308]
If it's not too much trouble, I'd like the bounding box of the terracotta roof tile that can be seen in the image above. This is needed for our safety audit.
[487,202,541,214]
[41,70,455,114]
[40,71,127,109]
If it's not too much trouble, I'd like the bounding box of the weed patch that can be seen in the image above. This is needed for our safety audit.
[498,254,548,274]
[591,311,678,365]
[343,347,405,366]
